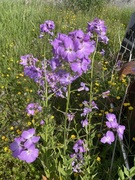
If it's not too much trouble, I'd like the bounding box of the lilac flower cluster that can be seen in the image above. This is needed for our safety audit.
[78,82,89,92]
[20,55,43,85]
[40,20,55,37]
[10,128,40,163]
[87,18,109,44]
[81,100,98,117]
[70,139,86,173]
[80,101,98,128]
[50,30,95,76]
[46,29,96,97]
[100,113,125,144]
[20,18,108,98]
[26,103,42,116]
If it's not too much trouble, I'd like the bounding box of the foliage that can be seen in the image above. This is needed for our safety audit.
[63,0,107,12]
[0,0,135,179]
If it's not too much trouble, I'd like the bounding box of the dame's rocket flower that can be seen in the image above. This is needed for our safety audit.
[40,20,55,36]
[87,18,109,44]
[81,119,89,127]
[73,139,86,153]
[100,130,115,144]
[78,82,89,92]
[117,125,125,140]
[10,128,40,163]
[26,103,42,116]
[106,113,118,129]
[10,137,23,158]
[20,54,38,67]
[101,113,125,145]
[18,144,39,164]
[102,90,110,98]
[21,128,40,148]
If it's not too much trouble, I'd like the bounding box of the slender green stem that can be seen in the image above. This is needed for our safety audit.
[88,38,98,140]
[64,84,71,155]
[45,76,48,108]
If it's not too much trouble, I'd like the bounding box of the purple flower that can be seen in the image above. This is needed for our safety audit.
[117,125,125,140]
[51,33,74,60]
[67,113,75,121]
[10,128,40,163]
[70,57,91,76]
[98,34,109,44]
[40,120,45,125]
[91,101,98,109]
[60,36,76,62]
[106,113,116,122]
[40,20,55,36]
[49,57,61,71]
[69,29,91,43]
[69,30,85,41]
[70,153,84,173]
[21,128,40,148]
[81,101,98,117]
[20,54,38,67]
[87,18,109,44]
[100,130,115,144]
[87,18,107,35]
[81,107,92,117]
[82,101,88,106]
[75,40,95,59]
[102,90,110,98]
[45,71,69,98]
[58,70,74,85]
[115,60,122,70]
[100,49,105,56]
[45,20,55,30]
[106,113,118,129]
[10,137,23,158]
[73,139,86,153]
[81,119,89,127]
[106,121,118,129]
[26,103,42,116]
[78,82,89,91]
[18,144,39,163]
[24,66,42,83]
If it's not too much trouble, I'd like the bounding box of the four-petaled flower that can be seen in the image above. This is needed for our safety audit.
[21,128,40,148]
[73,139,86,153]
[106,113,118,129]
[18,145,39,164]
[117,125,125,140]
[40,20,55,37]
[10,128,40,163]
[100,130,115,144]
[101,113,125,144]
[26,103,42,116]
[81,119,89,127]
[10,137,23,158]
[67,113,75,122]
[78,82,89,92]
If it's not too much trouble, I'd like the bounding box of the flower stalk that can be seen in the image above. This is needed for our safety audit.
[64,83,71,155]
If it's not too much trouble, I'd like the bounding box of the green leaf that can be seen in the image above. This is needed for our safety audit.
[118,167,125,180]
[58,165,67,176]
[129,166,135,177]
[124,166,130,177]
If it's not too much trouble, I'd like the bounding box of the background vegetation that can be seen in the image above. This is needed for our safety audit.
[0,0,135,179]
